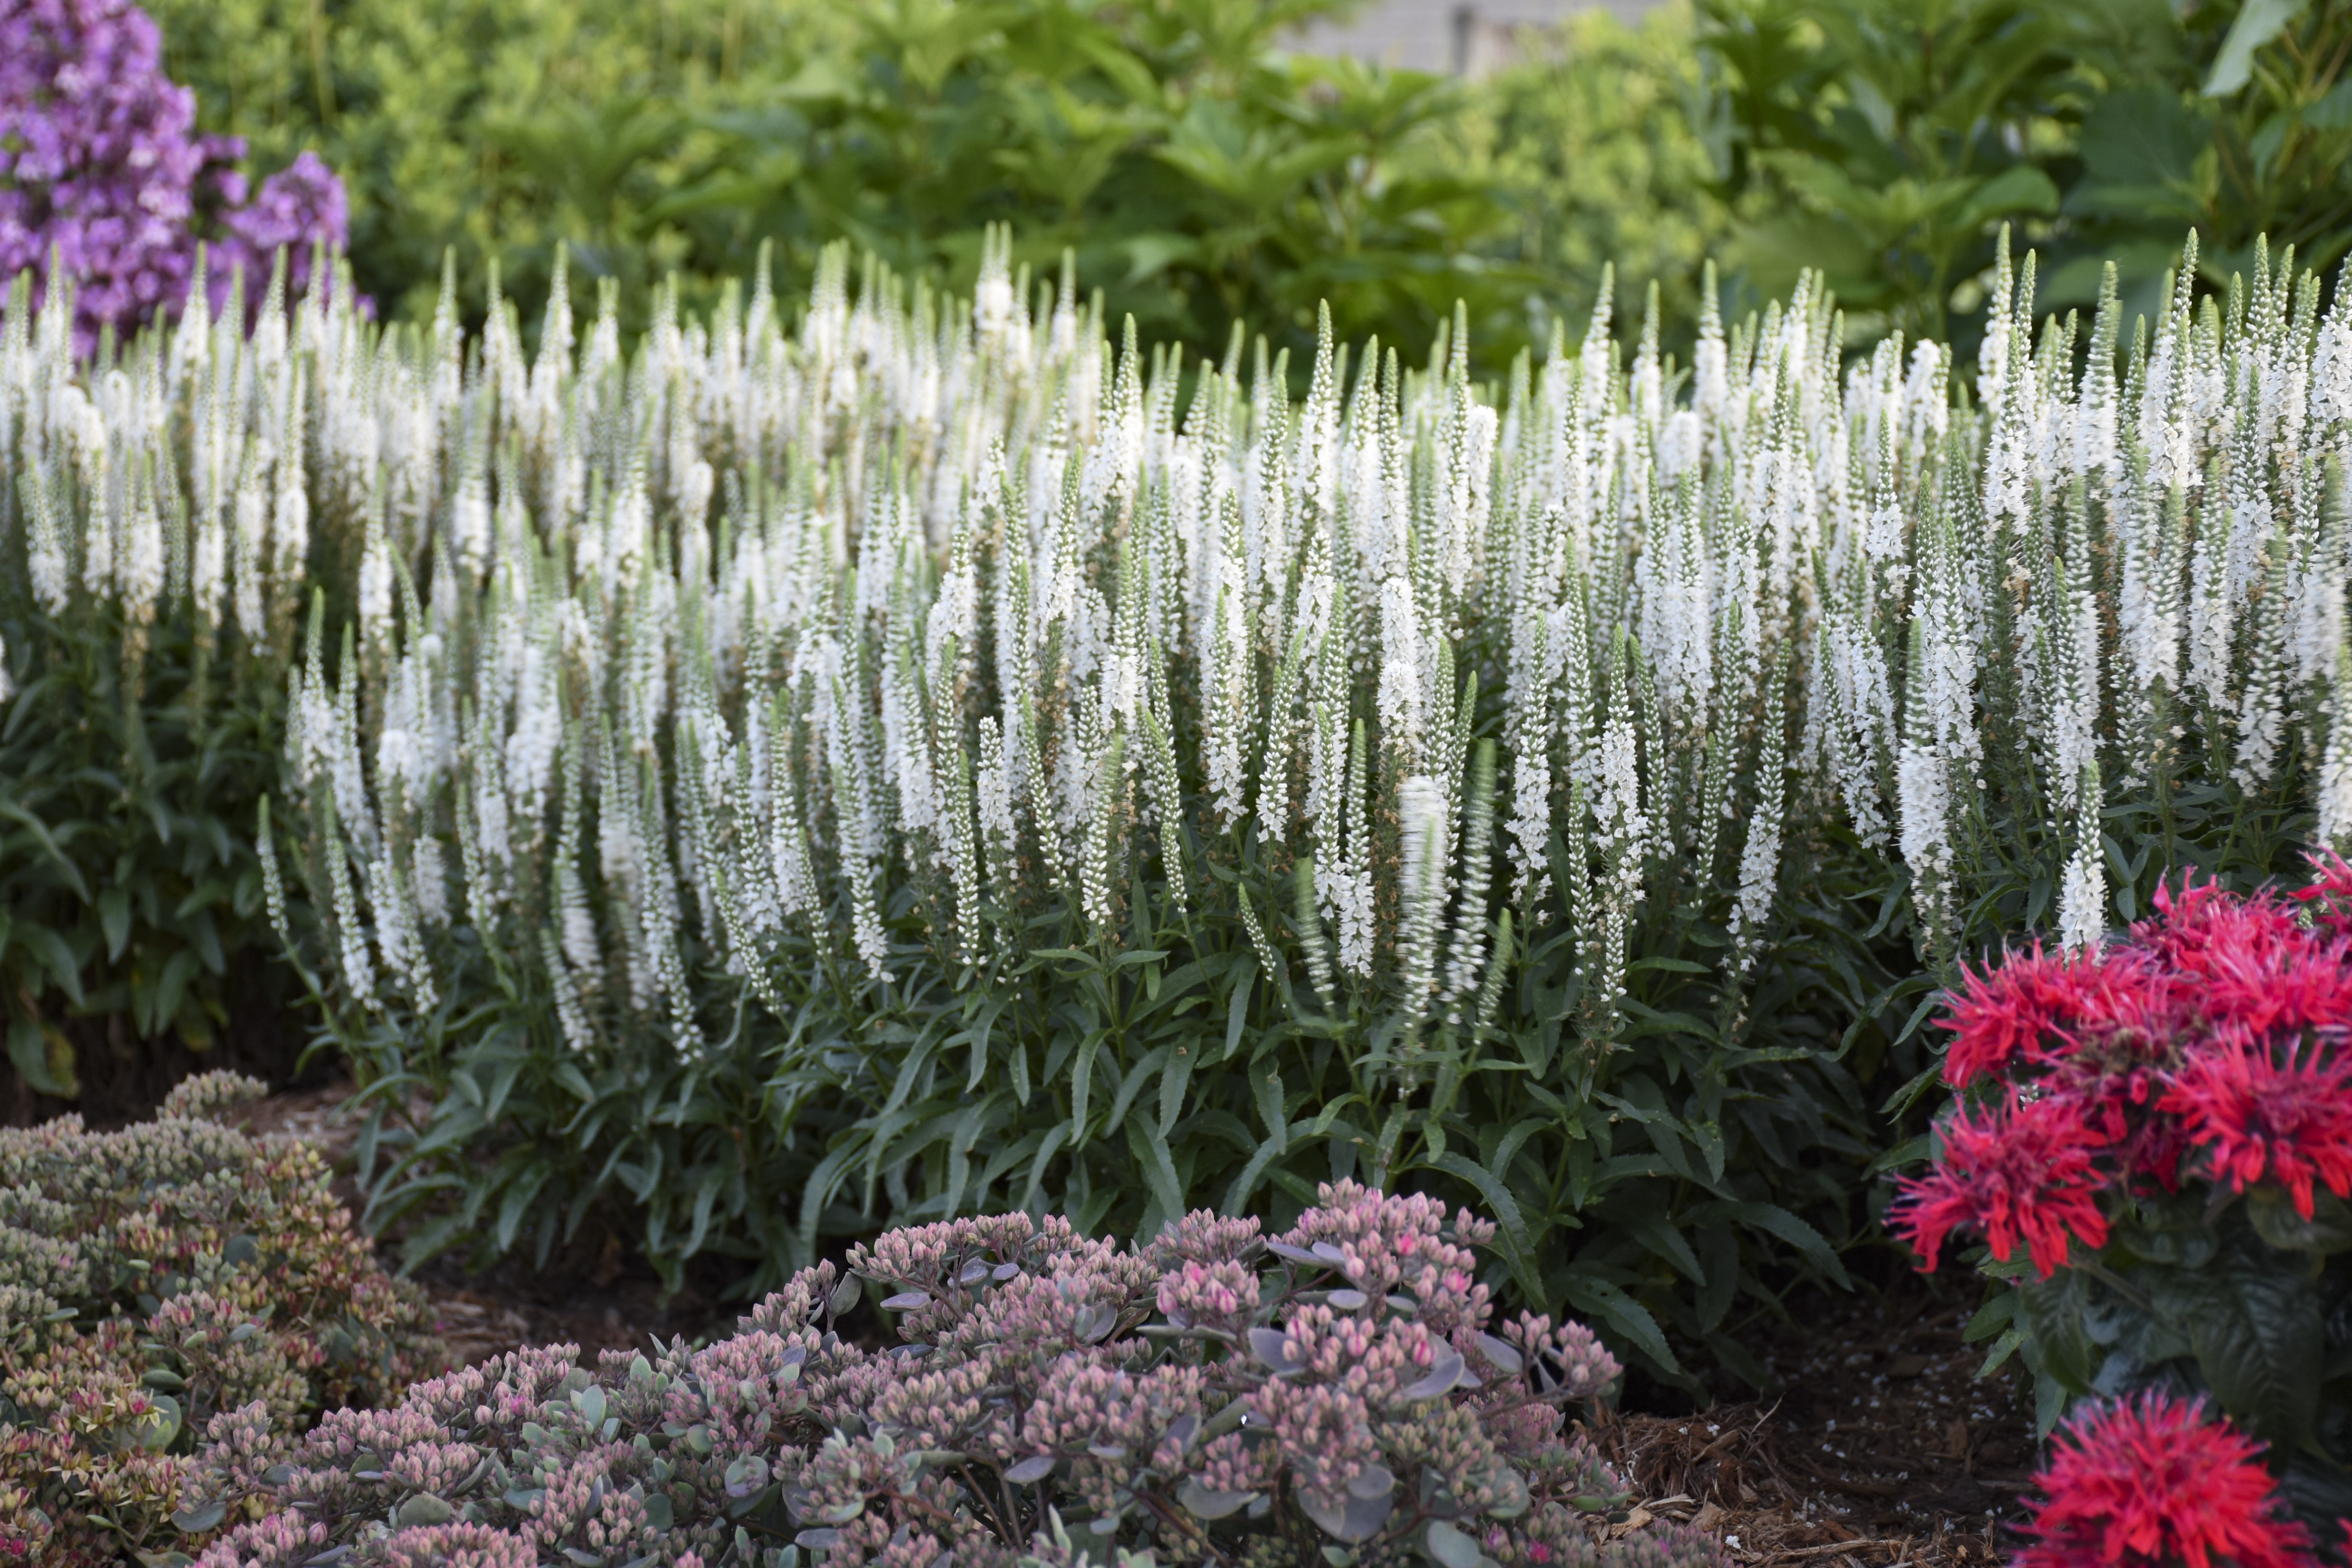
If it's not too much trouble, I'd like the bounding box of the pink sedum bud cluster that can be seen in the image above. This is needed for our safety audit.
[184,1182,1728,1568]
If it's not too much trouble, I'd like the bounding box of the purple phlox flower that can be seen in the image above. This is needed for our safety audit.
[0,0,351,348]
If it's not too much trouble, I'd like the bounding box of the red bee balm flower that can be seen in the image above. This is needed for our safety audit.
[1940,944,2186,1090]
[1893,1095,2111,1278]
[2290,851,2352,941]
[2018,1392,2313,1568]
[2162,1041,2352,1221]
[1940,945,2096,1086]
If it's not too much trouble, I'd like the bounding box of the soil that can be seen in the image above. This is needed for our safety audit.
[1595,1284,2037,1567]
[188,1077,2044,1566]
[1,962,326,1129]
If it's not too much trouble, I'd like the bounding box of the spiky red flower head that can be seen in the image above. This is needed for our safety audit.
[1941,944,2186,1090]
[2161,1039,2352,1221]
[1893,1095,2111,1278]
[2290,850,2352,942]
[1941,944,2076,1086]
[2140,874,2306,992]
[2017,1391,2313,1568]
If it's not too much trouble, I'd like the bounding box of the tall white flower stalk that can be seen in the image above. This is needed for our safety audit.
[10,227,2347,1074]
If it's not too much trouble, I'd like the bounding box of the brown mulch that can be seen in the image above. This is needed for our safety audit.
[1595,1284,2037,1567]
[232,1080,2041,1563]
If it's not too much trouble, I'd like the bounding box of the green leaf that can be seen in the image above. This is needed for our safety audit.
[1951,164,2061,231]
[139,1392,181,1451]
[2018,1269,2108,1394]
[1124,1117,1184,1234]
[1069,1034,1100,1139]
[170,1500,227,1534]
[1558,1274,1677,1375]
[1222,1128,1291,1216]
[99,887,131,961]
[2161,1244,2324,1449]
[1426,1520,1481,1568]
[1225,956,1256,1062]
[0,801,91,901]
[16,925,84,1005]
[8,1019,75,1099]
[1159,1041,1195,1137]
[2206,0,2312,95]
[2245,1188,2352,1255]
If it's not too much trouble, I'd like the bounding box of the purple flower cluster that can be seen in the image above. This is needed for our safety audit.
[0,0,347,348]
[185,1183,1729,1568]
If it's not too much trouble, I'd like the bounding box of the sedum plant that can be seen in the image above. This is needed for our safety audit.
[1894,855,2352,1530]
[182,1181,1721,1568]
[0,1070,440,1567]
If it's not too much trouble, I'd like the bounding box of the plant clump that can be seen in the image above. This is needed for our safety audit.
[185,1181,1720,1568]
[1896,854,2352,1528]
[0,1071,440,1566]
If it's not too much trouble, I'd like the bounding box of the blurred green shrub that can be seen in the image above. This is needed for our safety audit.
[1450,0,1741,343]
[148,0,854,329]
[1695,0,2352,353]
[153,0,1558,372]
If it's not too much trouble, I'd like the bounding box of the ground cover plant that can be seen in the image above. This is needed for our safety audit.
[1896,856,2352,1530]
[182,1180,1723,1568]
[0,1070,440,1565]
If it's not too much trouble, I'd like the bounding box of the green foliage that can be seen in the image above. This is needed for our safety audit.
[1451,1,1742,341]
[315,725,1896,1398]
[0,1071,441,1566]
[154,0,1552,372]
[226,249,1932,1398]
[0,474,296,1107]
[1695,0,2352,352]
[1904,863,2352,1536]
[147,0,855,329]
[1968,1168,2352,1528]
